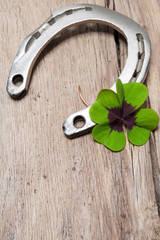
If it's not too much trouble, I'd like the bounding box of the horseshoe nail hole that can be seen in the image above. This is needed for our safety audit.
[73,116,86,128]
[65,10,73,15]
[33,31,41,39]
[12,75,23,86]
[48,18,56,26]
[85,7,93,11]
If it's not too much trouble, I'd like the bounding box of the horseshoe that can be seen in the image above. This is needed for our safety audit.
[7,4,151,139]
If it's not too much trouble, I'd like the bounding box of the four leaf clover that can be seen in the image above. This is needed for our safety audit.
[89,79,159,151]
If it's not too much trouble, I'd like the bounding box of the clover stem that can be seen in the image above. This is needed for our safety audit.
[78,85,89,107]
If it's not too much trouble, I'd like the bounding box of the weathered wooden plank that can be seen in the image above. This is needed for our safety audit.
[0,0,160,239]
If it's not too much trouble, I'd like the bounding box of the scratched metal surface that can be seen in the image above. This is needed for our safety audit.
[0,0,160,239]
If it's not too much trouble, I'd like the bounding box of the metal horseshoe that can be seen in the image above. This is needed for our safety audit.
[7,4,151,139]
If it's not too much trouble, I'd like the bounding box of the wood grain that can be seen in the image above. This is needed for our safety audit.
[0,0,160,239]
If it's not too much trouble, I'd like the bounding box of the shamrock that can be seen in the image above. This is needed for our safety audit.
[89,79,159,151]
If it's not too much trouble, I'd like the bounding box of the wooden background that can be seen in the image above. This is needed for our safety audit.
[1,0,160,239]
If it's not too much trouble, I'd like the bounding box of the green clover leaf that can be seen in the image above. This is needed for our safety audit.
[89,79,159,151]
